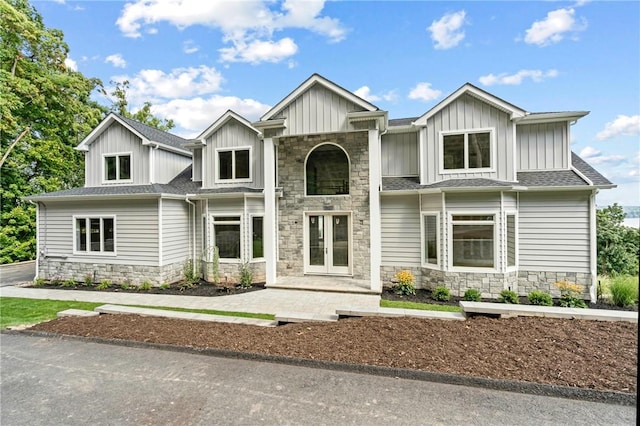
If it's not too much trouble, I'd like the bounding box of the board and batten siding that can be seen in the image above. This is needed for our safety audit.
[381,195,421,267]
[85,122,150,187]
[423,94,514,183]
[38,200,158,266]
[381,132,419,177]
[518,192,590,272]
[273,84,368,135]
[202,119,263,189]
[516,122,569,171]
[192,148,203,182]
[161,199,190,265]
[153,149,191,184]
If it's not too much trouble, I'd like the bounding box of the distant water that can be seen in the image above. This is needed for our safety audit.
[623,217,640,228]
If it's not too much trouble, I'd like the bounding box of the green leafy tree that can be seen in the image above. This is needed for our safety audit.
[597,204,639,275]
[0,0,105,263]
[102,80,175,131]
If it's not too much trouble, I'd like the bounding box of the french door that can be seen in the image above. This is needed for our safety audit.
[305,213,350,275]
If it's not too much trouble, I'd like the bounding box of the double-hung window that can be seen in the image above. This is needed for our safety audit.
[212,216,241,259]
[441,130,493,172]
[75,216,115,254]
[104,153,131,182]
[422,213,439,267]
[216,147,251,182]
[451,215,495,268]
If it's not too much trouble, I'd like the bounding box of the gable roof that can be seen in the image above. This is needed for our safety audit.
[413,83,527,125]
[196,110,260,141]
[75,113,191,156]
[259,73,379,122]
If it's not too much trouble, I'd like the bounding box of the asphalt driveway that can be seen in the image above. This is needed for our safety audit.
[0,261,35,287]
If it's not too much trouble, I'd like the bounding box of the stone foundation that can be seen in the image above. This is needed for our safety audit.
[517,270,592,299]
[202,261,266,284]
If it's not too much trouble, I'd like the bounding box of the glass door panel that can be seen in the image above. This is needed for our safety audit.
[332,215,349,268]
[308,215,324,267]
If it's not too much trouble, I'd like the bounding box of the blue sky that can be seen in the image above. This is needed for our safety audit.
[35,0,639,206]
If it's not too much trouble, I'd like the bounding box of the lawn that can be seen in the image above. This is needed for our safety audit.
[380,299,462,312]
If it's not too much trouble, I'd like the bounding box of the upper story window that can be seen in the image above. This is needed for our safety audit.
[216,147,251,182]
[305,143,350,196]
[441,129,493,172]
[104,153,131,182]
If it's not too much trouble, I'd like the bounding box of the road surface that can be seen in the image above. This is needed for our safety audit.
[0,261,35,287]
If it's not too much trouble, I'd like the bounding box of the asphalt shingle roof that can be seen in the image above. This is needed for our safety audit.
[571,152,613,186]
[388,117,419,127]
[116,114,190,150]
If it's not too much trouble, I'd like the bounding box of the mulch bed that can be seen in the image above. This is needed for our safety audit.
[30,281,265,297]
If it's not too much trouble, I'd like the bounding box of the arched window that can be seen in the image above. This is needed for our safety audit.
[305,144,350,196]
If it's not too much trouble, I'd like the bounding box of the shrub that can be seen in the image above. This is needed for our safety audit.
[120,281,132,290]
[432,286,450,302]
[159,282,170,290]
[51,277,63,286]
[556,279,587,308]
[183,259,198,286]
[393,270,416,296]
[96,280,110,290]
[608,275,639,307]
[61,279,76,288]
[84,274,93,287]
[238,261,253,288]
[463,288,482,302]
[139,281,152,291]
[498,290,519,304]
[528,290,553,306]
[33,278,46,287]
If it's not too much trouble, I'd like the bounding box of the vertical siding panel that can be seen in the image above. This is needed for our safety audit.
[381,195,421,266]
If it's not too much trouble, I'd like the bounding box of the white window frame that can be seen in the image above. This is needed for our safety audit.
[215,146,252,183]
[304,142,351,197]
[72,215,117,256]
[448,211,497,272]
[102,152,133,184]
[439,128,495,174]
[505,211,518,271]
[420,212,440,269]
[209,214,243,262]
[250,214,264,261]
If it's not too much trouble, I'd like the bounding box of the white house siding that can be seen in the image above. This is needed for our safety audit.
[381,132,419,177]
[161,199,189,265]
[153,149,191,184]
[192,148,203,182]
[516,122,568,171]
[273,84,367,135]
[518,192,590,272]
[202,119,263,189]
[424,94,514,183]
[381,195,421,267]
[85,122,149,187]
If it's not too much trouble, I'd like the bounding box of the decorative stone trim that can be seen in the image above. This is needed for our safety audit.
[517,270,592,299]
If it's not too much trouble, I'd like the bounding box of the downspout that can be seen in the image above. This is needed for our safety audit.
[589,189,598,302]
[29,200,40,280]
[185,196,197,276]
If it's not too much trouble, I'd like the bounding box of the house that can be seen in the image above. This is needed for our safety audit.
[27,74,614,301]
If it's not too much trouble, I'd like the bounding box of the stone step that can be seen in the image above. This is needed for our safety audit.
[94,304,278,327]
[58,309,100,318]
[275,312,339,324]
[336,307,466,321]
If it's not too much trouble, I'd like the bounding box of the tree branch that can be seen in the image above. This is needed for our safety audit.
[0,127,31,168]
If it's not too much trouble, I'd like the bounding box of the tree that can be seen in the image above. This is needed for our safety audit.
[596,204,640,276]
[0,0,105,263]
[102,80,175,131]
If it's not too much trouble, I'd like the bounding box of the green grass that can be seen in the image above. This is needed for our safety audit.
[0,297,275,329]
[599,274,639,306]
[380,299,462,313]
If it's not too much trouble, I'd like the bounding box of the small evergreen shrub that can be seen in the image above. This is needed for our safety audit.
[556,279,587,308]
[608,275,639,307]
[159,282,170,290]
[393,270,416,296]
[139,281,152,291]
[238,261,253,288]
[463,288,482,302]
[33,278,46,287]
[84,275,94,286]
[498,289,519,304]
[61,279,76,288]
[528,290,553,306]
[96,279,110,290]
[120,281,132,290]
[432,286,450,302]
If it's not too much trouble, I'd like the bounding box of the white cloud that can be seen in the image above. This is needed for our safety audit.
[428,10,467,50]
[105,53,127,68]
[183,40,199,54]
[479,69,559,86]
[354,86,380,102]
[596,115,640,140]
[219,38,298,64]
[579,146,600,159]
[151,96,271,137]
[578,146,625,166]
[112,65,224,101]
[115,0,346,64]
[64,57,77,71]
[523,7,587,46]
[408,82,442,102]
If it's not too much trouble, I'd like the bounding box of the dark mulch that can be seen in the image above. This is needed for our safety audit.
[30,281,265,297]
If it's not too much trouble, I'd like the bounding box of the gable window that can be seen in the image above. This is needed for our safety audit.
[217,147,251,182]
[441,130,492,172]
[451,215,494,268]
[252,216,264,259]
[306,144,350,196]
[104,153,131,182]
[422,214,439,267]
[75,216,115,254]
[212,216,241,259]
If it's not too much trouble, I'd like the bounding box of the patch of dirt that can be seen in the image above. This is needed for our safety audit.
[31,314,637,393]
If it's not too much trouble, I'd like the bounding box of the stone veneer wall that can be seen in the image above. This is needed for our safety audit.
[517,270,592,299]
[39,258,184,286]
[277,132,371,280]
[202,261,266,284]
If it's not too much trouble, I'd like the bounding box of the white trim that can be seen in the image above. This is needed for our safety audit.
[515,111,589,124]
[197,110,261,140]
[304,142,351,197]
[72,215,117,256]
[368,128,381,291]
[505,211,518,272]
[418,127,426,185]
[303,211,353,276]
[214,146,253,184]
[571,165,593,186]
[263,137,277,284]
[589,190,598,302]
[34,201,39,279]
[448,211,498,273]
[101,151,133,184]
[209,213,243,262]
[420,212,440,269]
[158,198,163,267]
[438,128,496,175]
[512,122,518,181]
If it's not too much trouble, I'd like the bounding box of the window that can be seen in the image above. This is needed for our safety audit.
[252,216,264,259]
[104,153,131,182]
[442,130,492,171]
[423,214,439,266]
[451,215,494,268]
[306,144,349,195]
[75,217,115,254]
[217,148,251,181]
[506,214,516,267]
[212,216,241,259]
